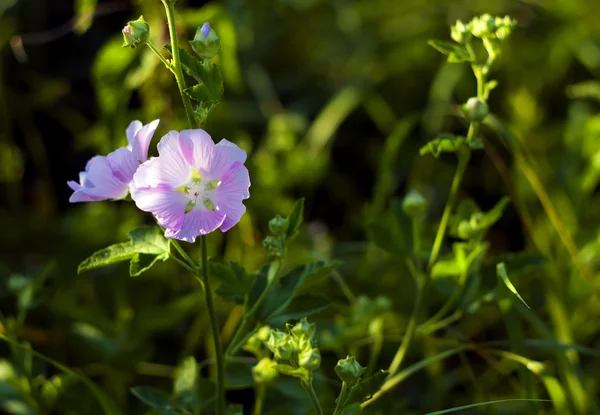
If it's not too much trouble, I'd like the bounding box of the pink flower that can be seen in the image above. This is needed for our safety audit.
[130,129,250,242]
[68,120,159,203]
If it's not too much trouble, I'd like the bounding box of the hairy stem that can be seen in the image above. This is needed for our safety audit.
[201,235,226,415]
[161,0,196,128]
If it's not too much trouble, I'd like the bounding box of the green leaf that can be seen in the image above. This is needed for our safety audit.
[225,360,254,389]
[428,40,471,62]
[268,295,330,325]
[78,242,138,273]
[209,261,254,303]
[420,134,468,157]
[131,386,172,410]
[165,46,224,100]
[257,261,337,322]
[497,262,529,308]
[129,253,168,277]
[425,399,551,415]
[174,357,198,396]
[78,226,169,275]
[345,370,388,406]
[285,198,305,240]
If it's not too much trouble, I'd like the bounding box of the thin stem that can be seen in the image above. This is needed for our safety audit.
[253,384,266,415]
[302,381,324,415]
[170,254,196,274]
[161,0,196,128]
[332,382,350,415]
[388,149,471,376]
[200,235,225,415]
[146,39,173,72]
[170,240,198,271]
[225,261,281,356]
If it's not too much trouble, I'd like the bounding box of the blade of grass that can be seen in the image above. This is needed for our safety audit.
[425,398,552,415]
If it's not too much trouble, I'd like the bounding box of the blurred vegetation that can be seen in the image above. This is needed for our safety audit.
[1,0,600,414]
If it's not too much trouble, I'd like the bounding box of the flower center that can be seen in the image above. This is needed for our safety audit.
[179,169,220,212]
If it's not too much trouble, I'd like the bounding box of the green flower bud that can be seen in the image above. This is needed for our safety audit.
[252,357,279,383]
[402,190,428,218]
[463,97,489,122]
[265,331,294,361]
[298,348,321,371]
[450,19,469,43]
[244,325,272,356]
[122,16,150,49]
[335,356,366,385]
[268,215,287,236]
[291,318,316,340]
[341,403,362,415]
[470,14,496,38]
[189,22,221,59]
[495,16,516,40]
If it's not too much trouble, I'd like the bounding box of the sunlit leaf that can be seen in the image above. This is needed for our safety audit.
[497,262,529,308]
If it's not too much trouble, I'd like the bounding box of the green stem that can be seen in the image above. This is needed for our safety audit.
[200,235,225,415]
[388,148,471,376]
[170,254,196,274]
[302,381,324,415]
[146,40,173,72]
[254,384,266,415]
[161,0,196,128]
[225,261,281,356]
[332,382,350,415]
[170,240,198,271]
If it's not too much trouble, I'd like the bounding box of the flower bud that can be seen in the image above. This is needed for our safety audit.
[189,22,221,59]
[450,19,469,43]
[335,356,366,385]
[298,348,321,371]
[252,357,279,384]
[463,97,489,122]
[402,190,428,218]
[268,215,287,236]
[244,325,272,356]
[265,331,294,361]
[291,318,316,341]
[122,16,150,49]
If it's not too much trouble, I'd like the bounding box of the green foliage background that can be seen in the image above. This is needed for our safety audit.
[1,0,600,414]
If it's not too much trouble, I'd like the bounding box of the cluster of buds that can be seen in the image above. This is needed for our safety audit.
[451,14,516,45]
[254,318,321,383]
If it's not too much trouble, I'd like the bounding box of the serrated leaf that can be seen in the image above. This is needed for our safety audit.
[131,386,172,410]
[129,253,168,277]
[267,295,330,325]
[497,262,529,308]
[165,46,223,101]
[129,226,170,254]
[428,40,471,62]
[345,370,388,406]
[257,261,338,322]
[78,242,138,273]
[79,226,169,274]
[210,261,254,303]
[420,134,466,157]
[285,198,305,240]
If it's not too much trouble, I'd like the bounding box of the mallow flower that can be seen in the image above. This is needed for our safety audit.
[130,129,250,242]
[68,120,159,203]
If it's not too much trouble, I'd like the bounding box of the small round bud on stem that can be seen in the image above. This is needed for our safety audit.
[451,19,469,43]
[335,356,366,385]
[291,318,316,341]
[252,358,279,383]
[190,21,221,59]
[402,190,428,218]
[122,16,150,49]
[463,97,489,122]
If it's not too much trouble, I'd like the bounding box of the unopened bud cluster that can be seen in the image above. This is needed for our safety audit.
[451,14,516,45]
[258,318,321,383]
